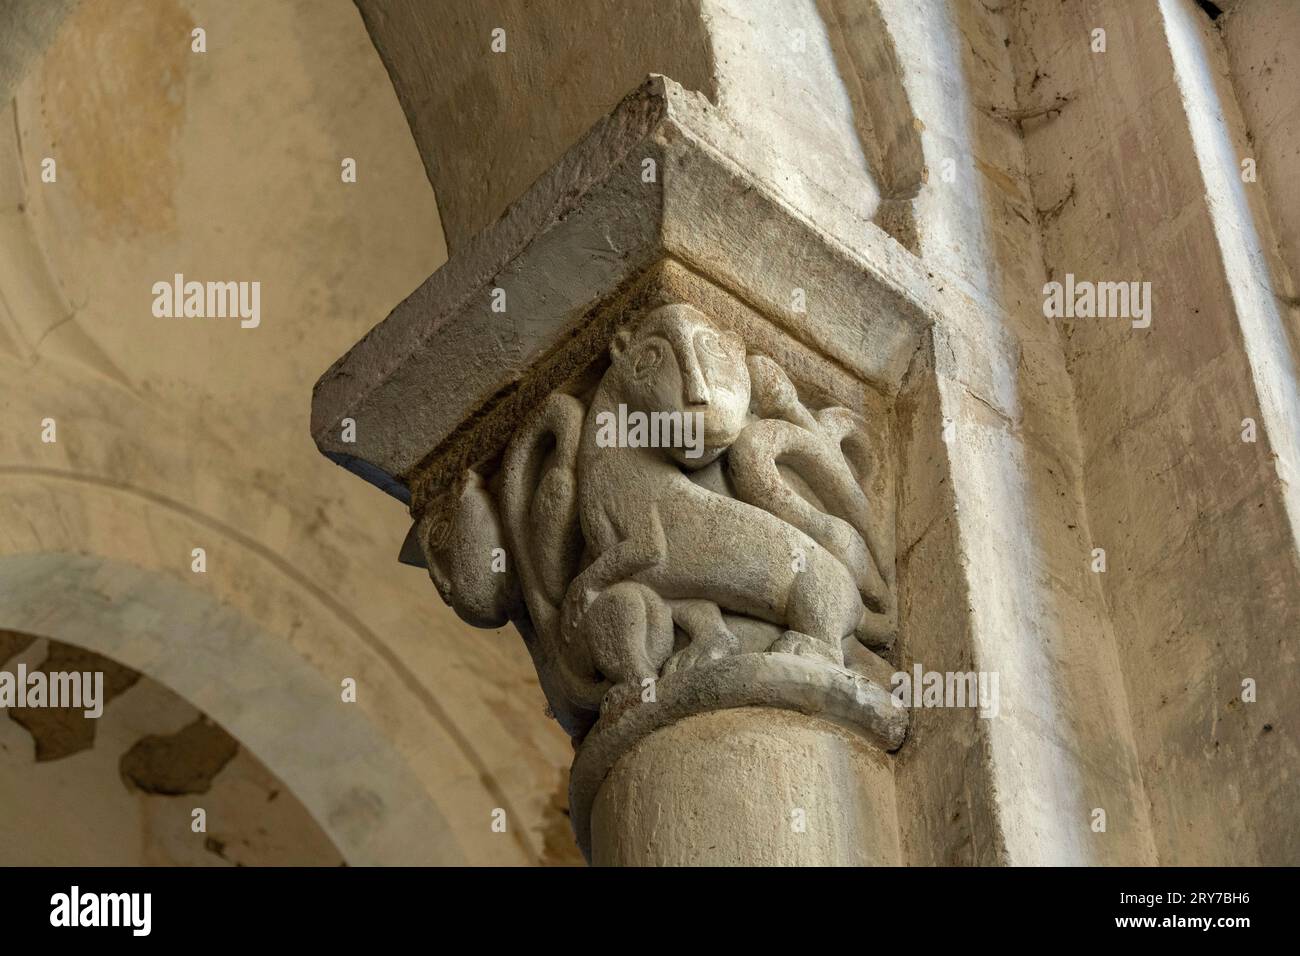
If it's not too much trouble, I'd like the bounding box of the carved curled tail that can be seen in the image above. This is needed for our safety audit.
[501,393,605,732]
[729,416,897,646]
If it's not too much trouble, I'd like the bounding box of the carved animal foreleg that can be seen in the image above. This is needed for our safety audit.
[661,600,739,676]
[567,507,668,622]
[770,548,859,666]
[580,582,675,716]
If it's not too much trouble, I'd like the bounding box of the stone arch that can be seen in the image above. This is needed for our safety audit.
[0,627,347,865]
[0,0,583,867]
[0,551,460,865]
[354,0,717,250]
[353,0,925,261]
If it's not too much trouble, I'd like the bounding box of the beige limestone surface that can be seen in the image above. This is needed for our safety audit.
[0,0,580,866]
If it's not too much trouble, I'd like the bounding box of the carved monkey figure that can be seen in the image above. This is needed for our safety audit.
[566,305,869,709]
[435,303,893,733]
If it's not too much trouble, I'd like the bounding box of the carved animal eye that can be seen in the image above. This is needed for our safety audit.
[696,330,726,358]
[427,517,452,550]
[633,343,663,377]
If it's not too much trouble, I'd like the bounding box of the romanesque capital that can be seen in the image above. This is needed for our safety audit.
[421,299,898,725]
[312,76,937,857]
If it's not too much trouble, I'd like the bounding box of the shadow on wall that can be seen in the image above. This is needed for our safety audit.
[817,0,925,251]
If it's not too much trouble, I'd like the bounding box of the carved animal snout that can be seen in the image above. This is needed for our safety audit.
[683,361,711,406]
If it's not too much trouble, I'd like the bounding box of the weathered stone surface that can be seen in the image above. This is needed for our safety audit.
[590,706,901,866]
[1221,0,1300,289]
[119,716,239,795]
[352,0,717,251]
[1010,0,1300,865]
[575,656,904,859]
[0,0,79,102]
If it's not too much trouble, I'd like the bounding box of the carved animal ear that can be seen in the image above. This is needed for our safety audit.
[610,329,632,359]
[747,354,793,399]
[747,354,807,421]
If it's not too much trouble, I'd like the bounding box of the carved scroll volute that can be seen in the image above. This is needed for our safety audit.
[417,302,897,742]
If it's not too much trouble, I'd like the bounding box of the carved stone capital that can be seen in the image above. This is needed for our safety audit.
[405,287,905,689]
[313,76,936,860]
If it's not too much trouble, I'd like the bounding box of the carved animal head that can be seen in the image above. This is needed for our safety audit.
[419,470,521,628]
[609,304,751,467]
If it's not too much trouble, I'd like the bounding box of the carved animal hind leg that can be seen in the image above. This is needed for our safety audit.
[769,549,860,666]
[580,582,674,716]
[661,600,739,676]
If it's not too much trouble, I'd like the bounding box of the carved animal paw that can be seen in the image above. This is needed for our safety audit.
[769,630,845,667]
[661,632,739,677]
